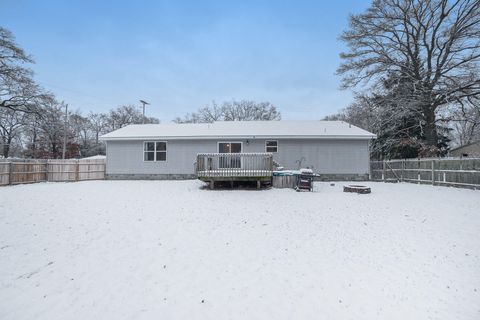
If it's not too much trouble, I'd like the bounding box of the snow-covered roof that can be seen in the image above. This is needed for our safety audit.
[100,121,376,141]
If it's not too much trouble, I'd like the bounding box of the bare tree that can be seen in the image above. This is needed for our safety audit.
[173,100,281,123]
[0,107,28,158]
[22,112,43,158]
[88,112,108,144]
[173,102,224,123]
[222,100,281,121]
[0,27,46,113]
[338,0,480,149]
[106,105,159,131]
[448,98,480,146]
[70,111,90,156]
[37,100,72,158]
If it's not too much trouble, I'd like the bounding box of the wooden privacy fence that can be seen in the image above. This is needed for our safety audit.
[371,158,480,189]
[0,159,106,186]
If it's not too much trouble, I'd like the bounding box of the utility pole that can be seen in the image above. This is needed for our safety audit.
[139,100,150,124]
[62,103,68,159]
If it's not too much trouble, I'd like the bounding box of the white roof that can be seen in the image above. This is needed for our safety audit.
[100,121,376,141]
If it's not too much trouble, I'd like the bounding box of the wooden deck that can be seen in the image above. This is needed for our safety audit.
[196,153,273,183]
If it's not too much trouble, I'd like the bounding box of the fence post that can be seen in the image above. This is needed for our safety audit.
[431,160,435,186]
[44,160,49,182]
[103,160,107,179]
[75,160,79,181]
[382,160,386,182]
[417,159,421,184]
[400,159,405,182]
[8,161,13,185]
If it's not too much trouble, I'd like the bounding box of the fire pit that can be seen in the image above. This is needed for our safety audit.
[343,185,371,194]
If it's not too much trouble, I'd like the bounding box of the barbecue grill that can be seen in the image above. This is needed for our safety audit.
[296,168,314,192]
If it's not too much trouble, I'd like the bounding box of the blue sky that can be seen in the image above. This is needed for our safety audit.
[0,0,370,121]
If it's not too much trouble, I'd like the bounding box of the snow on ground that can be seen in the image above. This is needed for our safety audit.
[0,180,479,320]
[80,155,106,160]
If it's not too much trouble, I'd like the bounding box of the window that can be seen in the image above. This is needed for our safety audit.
[144,141,167,161]
[265,140,278,153]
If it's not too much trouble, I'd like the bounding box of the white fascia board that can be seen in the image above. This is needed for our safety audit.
[100,134,377,141]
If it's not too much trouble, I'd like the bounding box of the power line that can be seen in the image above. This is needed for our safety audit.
[37,81,124,107]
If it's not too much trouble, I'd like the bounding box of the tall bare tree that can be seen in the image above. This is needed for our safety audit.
[0,27,46,113]
[338,0,480,149]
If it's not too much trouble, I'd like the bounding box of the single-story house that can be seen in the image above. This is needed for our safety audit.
[100,120,376,180]
[450,140,480,158]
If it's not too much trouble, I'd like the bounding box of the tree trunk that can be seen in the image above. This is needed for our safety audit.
[423,107,438,147]
[2,137,12,158]
[2,143,9,159]
[52,142,57,157]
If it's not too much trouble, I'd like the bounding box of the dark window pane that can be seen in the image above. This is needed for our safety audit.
[218,143,229,153]
[266,141,277,147]
[266,141,278,153]
[230,143,242,153]
[145,142,155,151]
[144,151,154,161]
[156,142,166,151]
[156,151,166,161]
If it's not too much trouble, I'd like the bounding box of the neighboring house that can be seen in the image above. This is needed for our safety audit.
[100,120,376,180]
[450,141,480,158]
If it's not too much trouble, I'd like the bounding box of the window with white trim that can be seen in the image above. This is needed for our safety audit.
[144,141,167,161]
[265,140,278,153]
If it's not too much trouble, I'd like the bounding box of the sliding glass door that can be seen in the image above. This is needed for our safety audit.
[218,142,242,169]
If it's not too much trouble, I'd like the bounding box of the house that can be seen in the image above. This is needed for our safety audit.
[100,120,376,180]
[450,140,480,158]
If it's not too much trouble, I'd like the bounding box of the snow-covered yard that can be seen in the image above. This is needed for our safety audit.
[0,180,479,320]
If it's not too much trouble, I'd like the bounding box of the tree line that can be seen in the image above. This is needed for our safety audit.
[0,26,280,159]
[172,100,281,123]
[0,27,163,158]
[329,0,480,159]
[2,0,479,160]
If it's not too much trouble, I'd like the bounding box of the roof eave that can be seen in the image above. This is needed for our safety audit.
[100,134,377,141]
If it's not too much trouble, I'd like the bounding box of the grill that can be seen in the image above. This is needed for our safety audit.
[296,168,314,192]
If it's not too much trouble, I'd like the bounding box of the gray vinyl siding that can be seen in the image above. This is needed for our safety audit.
[106,138,370,175]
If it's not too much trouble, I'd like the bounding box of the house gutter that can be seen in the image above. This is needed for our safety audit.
[100,134,377,141]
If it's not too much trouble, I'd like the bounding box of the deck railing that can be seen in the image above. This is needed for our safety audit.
[196,153,273,179]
